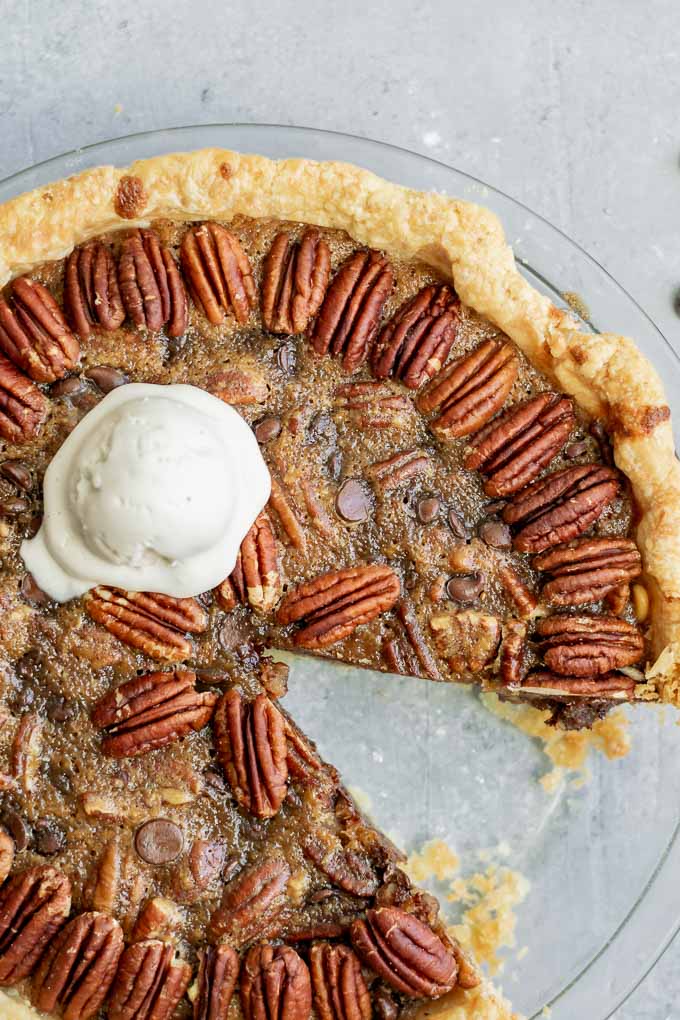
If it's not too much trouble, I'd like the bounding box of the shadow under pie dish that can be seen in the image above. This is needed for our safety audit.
[0,149,678,1019]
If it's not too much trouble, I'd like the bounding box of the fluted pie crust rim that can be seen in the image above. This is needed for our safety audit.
[1,148,678,1020]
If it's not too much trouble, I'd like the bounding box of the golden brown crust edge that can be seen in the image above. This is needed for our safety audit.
[0,146,678,711]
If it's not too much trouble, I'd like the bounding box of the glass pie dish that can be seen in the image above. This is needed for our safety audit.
[2,123,680,1020]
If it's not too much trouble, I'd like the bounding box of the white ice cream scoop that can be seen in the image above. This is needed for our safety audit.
[21,382,271,602]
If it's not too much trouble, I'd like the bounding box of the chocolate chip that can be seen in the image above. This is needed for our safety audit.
[25,514,42,539]
[446,572,485,603]
[254,416,282,443]
[589,420,614,465]
[135,818,184,865]
[277,345,296,373]
[335,479,370,522]
[417,497,440,524]
[565,440,588,459]
[373,986,400,1020]
[21,572,51,606]
[1,810,31,852]
[85,366,129,393]
[50,375,85,398]
[48,762,73,795]
[0,498,29,516]
[46,696,75,724]
[327,451,343,481]
[448,508,467,539]
[34,821,66,856]
[0,460,32,490]
[15,648,41,680]
[479,519,512,549]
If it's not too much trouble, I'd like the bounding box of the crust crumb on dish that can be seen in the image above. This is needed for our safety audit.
[402,840,528,1020]
[405,841,530,977]
[481,691,631,790]
[448,865,531,976]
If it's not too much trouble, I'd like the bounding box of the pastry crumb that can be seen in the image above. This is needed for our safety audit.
[561,290,590,321]
[481,692,631,789]
[346,785,373,815]
[405,839,460,882]
[448,864,530,975]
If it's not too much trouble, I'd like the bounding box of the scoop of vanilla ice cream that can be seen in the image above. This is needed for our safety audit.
[21,383,271,602]
[72,397,232,568]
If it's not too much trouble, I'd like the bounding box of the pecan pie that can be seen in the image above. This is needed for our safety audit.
[0,149,678,1020]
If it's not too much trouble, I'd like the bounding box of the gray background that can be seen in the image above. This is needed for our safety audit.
[1,1,679,1016]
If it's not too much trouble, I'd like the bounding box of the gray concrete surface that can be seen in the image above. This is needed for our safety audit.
[1,1,679,1016]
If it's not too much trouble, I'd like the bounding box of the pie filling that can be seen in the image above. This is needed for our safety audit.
[0,213,650,1017]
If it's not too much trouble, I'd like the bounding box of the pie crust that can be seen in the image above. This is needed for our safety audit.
[0,148,678,707]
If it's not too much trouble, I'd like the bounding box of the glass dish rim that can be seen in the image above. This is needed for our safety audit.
[1,121,678,1019]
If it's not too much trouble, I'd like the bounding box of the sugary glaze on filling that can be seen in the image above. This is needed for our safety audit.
[0,214,647,1015]
[0,217,645,720]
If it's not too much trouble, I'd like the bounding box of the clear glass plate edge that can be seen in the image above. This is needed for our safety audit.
[1,123,679,1019]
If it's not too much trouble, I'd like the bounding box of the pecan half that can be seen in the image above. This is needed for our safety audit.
[351,907,457,998]
[284,717,325,784]
[118,229,188,337]
[0,277,80,383]
[503,465,619,553]
[193,944,240,1020]
[262,229,331,334]
[220,513,282,614]
[514,671,637,699]
[383,600,442,681]
[276,565,400,649]
[0,865,72,985]
[241,943,312,1020]
[499,620,527,685]
[366,449,431,492]
[0,353,47,442]
[31,911,124,1020]
[333,381,412,430]
[534,536,642,606]
[302,833,378,898]
[92,669,217,757]
[84,587,208,661]
[0,830,14,886]
[89,838,121,915]
[310,942,371,1020]
[131,897,182,942]
[371,284,460,389]
[214,689,288,818]
[498,564,537,618]
[309,250,393,371]
[108,940,192,1020]
[268,477,307,551]
[429,610,501,674]
[65,242,125,336]
[180,223,255,325]
[209,855,290,944]
[536,613,644,676]
[209,367,269,405]
[417,338,517,438]
[464,393,575,496]
[11,712,42,793]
